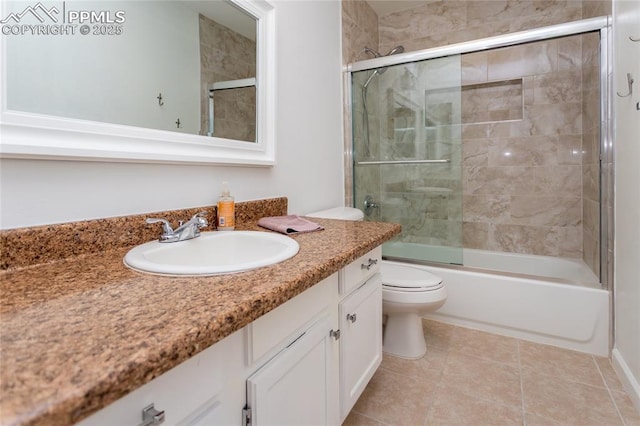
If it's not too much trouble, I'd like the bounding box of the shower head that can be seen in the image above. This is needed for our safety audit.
[363,47,382,58]
[363,45,405,59]
[385,46,405,56]
[376,45,405,75]
[361,45,405,88]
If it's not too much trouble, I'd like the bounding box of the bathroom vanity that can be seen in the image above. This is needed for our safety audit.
[79,247,382,425]
[0,199,399,425]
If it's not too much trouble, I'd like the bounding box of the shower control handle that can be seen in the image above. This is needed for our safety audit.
[363,195,379,216]
[361,258,378,270]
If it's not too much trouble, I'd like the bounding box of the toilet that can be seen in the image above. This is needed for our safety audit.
[306,206,447,359]
[380,261,446,358]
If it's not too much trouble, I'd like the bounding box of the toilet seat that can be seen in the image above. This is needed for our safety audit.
[382,262,443,292]
[382,285,446,305]
[381,262,446,306]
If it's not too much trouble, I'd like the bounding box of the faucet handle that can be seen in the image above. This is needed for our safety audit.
[192,211,209,229]
[146,218,174,235]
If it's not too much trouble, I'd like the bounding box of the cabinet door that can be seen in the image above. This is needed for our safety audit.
[246,313,338,426]
[339,273,382,421]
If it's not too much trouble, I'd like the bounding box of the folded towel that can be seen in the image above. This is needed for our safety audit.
[258,215,324,235]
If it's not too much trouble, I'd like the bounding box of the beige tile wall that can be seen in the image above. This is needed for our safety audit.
[342,0,379,64]
[343,0,380,208]
[199,15,256,142]
[377,0,584,54]
[461,36,585,257]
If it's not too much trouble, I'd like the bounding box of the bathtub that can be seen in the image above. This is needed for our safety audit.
[382,243,609,356]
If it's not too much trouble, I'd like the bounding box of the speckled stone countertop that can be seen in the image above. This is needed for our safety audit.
[0,198,400,426]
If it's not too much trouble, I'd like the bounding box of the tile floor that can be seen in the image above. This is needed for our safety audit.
[344,320,640,426]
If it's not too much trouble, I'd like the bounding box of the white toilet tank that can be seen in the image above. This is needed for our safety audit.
[306,207,364,221]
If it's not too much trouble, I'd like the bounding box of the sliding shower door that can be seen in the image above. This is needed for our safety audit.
[352,55,463,265]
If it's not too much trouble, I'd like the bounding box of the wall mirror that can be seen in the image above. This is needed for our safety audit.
[0,0,276,166]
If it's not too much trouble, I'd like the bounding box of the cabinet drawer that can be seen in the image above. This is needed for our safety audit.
[340,246,382,295]
[247,273,338,366]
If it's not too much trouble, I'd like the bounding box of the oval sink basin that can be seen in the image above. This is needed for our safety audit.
[124,231,299,276]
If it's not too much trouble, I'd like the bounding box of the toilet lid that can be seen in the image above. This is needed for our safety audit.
[306,207,364,221]
[381,262,443,291]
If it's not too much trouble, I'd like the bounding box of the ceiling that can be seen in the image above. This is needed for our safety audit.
[365,0,427,16]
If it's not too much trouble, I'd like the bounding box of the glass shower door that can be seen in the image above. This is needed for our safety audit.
[352,54,463,265]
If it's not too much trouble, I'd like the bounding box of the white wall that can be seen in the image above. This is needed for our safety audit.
[0,1,345,229]
[612,0,640,412]
[6,2,201,134]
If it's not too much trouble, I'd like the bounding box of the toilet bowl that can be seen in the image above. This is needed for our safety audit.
[306,206,447,359]
[381,261,446,359]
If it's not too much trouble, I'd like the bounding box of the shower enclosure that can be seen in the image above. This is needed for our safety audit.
[350,18,611,288]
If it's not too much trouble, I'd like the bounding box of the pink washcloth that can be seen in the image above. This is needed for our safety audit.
[258,215,324,235]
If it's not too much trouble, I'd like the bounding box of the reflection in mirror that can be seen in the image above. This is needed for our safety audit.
[5,0,257,142]
[199,11,256,141]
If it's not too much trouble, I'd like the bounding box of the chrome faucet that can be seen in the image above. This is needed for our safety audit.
[146,211,209,243]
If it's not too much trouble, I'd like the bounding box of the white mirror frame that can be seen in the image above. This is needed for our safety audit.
[0,0,276,166]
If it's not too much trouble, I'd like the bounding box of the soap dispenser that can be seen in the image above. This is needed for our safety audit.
[217,181,235,231]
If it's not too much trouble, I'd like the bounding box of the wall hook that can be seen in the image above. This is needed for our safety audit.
[157,93,164,106]
[616,73,634,98]
[630,36,640,42]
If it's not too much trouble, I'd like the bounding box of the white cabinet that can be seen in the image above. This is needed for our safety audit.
[338,274,382,421]
[243,274,340,426]
[245,314,338,426]
[244,247,383,426]
[337,246,383,422]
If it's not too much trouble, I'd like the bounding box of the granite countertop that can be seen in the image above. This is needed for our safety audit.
[0,217,400,426]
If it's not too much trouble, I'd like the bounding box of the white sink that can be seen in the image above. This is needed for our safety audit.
[124,231,299,276]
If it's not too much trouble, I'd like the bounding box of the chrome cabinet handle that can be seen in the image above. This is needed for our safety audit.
[139,403,165,426]
[330,329,340,340]
[347,313,357,323]
[361,258,378,270]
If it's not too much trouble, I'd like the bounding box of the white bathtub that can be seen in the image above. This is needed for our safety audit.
[463,248,600,285]
[383,242,600,286]
[381,244,609,356]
